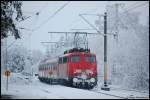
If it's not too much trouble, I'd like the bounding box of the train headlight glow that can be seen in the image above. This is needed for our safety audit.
[74,69,81,73]
[90,78,95,82]
[81,74,87,79]
[86,70,93,74]
[73,78,78,82]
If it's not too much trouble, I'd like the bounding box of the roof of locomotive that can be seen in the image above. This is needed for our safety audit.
[58,48,96,57]
[60,52,96,57]
[60,48,96,57]
[39,48,96,65]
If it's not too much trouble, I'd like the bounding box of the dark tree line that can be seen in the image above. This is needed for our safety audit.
[1,1,24,39]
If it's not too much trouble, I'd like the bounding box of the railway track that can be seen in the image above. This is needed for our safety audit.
[60,83,149,99]
[110,87,149,94]
[68,86,126,99]
[40,85,126,99]
[89,87,149,99]
[39,81,148,99]
[92,91,126,99]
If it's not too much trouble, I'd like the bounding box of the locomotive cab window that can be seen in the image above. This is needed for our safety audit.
[85,56,95,63]
[71,56,81,62]
[63,57,68,63]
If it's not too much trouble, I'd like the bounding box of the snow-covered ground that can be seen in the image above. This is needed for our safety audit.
[1,73,149,99]
[93,83,149,99]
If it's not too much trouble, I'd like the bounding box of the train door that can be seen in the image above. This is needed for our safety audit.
[58,57,63,79]
[62,56,68,80]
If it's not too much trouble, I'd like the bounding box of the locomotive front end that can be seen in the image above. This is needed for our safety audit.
[69,52,97,89]
[72,69,97,89]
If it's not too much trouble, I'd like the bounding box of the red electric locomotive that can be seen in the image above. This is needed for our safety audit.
[38,48,97,89]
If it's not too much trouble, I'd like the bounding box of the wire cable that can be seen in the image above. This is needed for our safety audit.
[32,1,70,32]
[38,2,49,15]
[108,2,148,21]
[123,2,148,13]
[107,2,148,33]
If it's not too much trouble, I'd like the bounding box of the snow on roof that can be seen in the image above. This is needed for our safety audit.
[39,57,58,65]
[45,58,58,64]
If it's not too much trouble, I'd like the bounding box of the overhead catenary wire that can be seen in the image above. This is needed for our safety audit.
[38,2,49,15]
[107,2,148,21]
[107,1,148,27]
[123,1,148,13]
[3,15,40,52]
[79,14,104,35]
[32,1,70,32]
[69,1,148,36]
[68,8,99,29]
[4,11,40,53]
[17,2,49,25]
[119,2,148,30]
[107,1,148,39]
[119,5,147,39]
[2,2,58,53]
[6,2,148,51]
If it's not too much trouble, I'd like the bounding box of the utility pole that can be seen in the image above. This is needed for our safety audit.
[79,12,110,90]
[101,12,110,91]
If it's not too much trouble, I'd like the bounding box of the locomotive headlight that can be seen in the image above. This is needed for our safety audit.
[81,74,87,80]
[73,78,78,83]
[74,69,81,73]
[90,78,95,82]
[86,70,93,74]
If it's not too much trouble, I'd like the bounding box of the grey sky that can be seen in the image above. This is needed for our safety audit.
[14,1,149,53]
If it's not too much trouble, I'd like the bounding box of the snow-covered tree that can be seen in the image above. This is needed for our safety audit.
[7,45,27,73]
[87,3,149,91]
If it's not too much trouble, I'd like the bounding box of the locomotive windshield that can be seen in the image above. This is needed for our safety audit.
[85,56,95,63]
[63,57,68,63]
[59,57,68,64]
[71,56,81,62]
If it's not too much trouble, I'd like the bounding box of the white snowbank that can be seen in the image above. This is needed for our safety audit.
[1,73,149,99]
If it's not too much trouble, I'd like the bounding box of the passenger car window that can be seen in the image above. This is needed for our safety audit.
[71,56,81,62]
[85,56,95,63]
